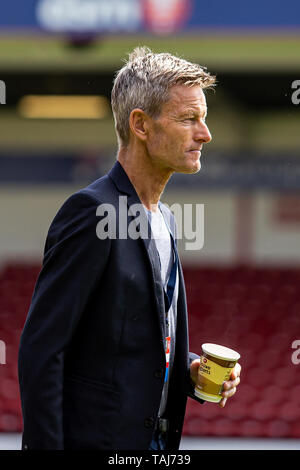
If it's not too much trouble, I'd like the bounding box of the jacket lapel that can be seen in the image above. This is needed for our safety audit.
[108,161,166,345]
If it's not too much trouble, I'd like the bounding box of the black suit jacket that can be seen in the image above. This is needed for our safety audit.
[18,161,203,450]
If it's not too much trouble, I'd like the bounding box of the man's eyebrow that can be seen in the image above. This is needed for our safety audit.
[179,107,207,118]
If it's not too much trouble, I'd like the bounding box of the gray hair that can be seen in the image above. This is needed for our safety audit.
[111,46,216,147]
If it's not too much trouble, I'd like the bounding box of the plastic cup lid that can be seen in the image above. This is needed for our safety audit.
[202,343,240,361]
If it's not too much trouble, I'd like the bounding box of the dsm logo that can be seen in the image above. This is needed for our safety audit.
[0,80,6,104]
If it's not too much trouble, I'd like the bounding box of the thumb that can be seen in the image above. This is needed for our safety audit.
[190,359,200,385]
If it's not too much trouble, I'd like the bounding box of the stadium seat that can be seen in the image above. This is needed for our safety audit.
[266,419,291,438]
[182,265,300,439]
[1,262,300,438]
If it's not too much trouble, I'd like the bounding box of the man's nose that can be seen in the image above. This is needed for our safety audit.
[194,121,212,144]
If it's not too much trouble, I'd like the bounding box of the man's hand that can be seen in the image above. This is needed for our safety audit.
[190,360,241,408]
[218,363,241,407]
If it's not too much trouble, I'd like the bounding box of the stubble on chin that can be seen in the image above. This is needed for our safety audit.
[176,158,201,175]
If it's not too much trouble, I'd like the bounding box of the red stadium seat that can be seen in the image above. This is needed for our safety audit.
[182,265,300,439]
[290,422,300,438]
[266,419,291,438]
[277,401,300,422]
[260,385,285,404]
[251,401,277,421]
[183,417,216,436]
[239,419,265,437]
[0,413,22,432]
[210,418,239,437]
[1,262,300,438]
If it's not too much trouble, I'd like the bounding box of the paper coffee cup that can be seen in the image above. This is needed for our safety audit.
[194,343,240,403]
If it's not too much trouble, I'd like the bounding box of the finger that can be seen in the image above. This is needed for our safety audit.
[231,363,242,379]
[219,397,227,408]
[223,376,240,391]
[190,358,201,370]
[230,376,240,388]
[227,386,237,398]
[190,359,200,385]
[221,387,236,398]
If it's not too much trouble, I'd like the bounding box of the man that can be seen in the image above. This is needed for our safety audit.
[18,47,241,450]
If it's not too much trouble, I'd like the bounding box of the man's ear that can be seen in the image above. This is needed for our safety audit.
[129,108,149,142]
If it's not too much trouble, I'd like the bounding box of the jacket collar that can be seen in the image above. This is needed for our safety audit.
[108,159,166,214]
[108,160,136,197]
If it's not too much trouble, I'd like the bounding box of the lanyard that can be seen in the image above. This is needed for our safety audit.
[157,209,178,324]
[162,229,178,383]
[163,230,178,318]
[156,210,178,384]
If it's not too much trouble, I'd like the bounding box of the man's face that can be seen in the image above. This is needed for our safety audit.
[146,84,212,174]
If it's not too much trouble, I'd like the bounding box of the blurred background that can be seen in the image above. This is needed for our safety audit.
[0,0,300,450]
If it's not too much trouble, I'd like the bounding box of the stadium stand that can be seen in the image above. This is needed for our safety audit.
[0,262,299,438]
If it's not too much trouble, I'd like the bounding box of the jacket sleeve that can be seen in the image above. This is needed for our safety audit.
[18,191,111,449]
[188,352,205,404]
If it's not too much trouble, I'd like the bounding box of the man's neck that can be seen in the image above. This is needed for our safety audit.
[117,145,173,212]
